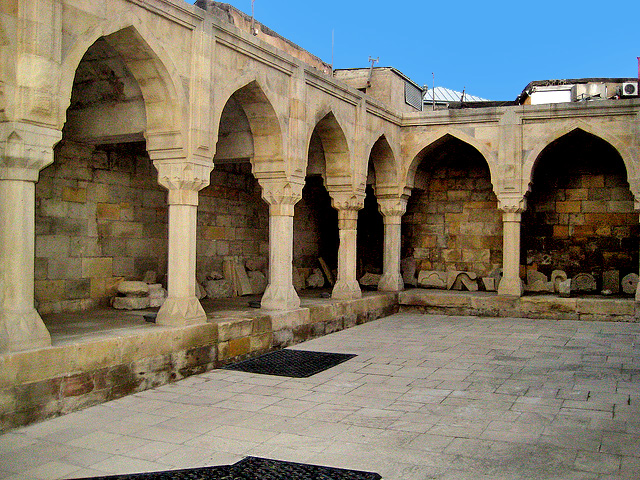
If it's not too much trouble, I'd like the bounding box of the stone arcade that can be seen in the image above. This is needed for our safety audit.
[1,0,639,429]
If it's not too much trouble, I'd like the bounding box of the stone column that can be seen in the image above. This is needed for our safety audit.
[154,159,212,326]
[498,207,524,297]
[0,123,61,353]
[259,180,303,310]
[332,196,364,300]
[377,196,407,292]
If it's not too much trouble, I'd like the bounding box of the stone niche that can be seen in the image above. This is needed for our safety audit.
[402,136,503,278]
[522,130,639,290]
[36,141,168,314]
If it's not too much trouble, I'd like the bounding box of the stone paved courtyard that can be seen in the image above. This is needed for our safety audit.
[1,312,639,479]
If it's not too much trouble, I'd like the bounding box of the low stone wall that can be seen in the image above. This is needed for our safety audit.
[0,293,398,432]
[400,289,639,322]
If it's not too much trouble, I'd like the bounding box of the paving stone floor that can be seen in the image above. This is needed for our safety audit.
[1,313,639,480]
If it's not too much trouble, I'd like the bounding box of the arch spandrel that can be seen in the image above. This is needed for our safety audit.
[58,19,185,147]
[523,122,638,203]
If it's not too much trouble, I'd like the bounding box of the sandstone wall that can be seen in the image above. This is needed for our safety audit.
[522,132,639,284]
[403,146,502,278]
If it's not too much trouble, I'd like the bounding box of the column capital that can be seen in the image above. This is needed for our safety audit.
[153,158,213,205]
[497,194,526,216]
[0,123,62,181]
[259,178,304,216]
[331,192,365,212]
[377,195,408,220]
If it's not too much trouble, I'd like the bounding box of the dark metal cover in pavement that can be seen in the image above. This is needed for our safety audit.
[70,456,381,479]
[222,349,357,378]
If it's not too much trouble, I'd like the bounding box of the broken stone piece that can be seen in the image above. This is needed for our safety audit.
[248,271,268,295]
[359,272,382,288]
[602,270,620,294]
[622,273,639,295]
[117,281,149,297]
[526,270,548,287]
[571,273,597,293]
[306,268,325,288]
[452,272,478,291]
[401,256,417,286]
[205,279,233,299]
[482,277,497,291]
[149,286,168,308]
[526,280,550,293]
[113,296,150,310]
[558,279,572,297]
[447,271,464,290]
[293,268,305,292]
[142,270,157,284]
[207,270,223,281]
[245,257,267,272]
[550,270,568,293]
[417,270,447,289]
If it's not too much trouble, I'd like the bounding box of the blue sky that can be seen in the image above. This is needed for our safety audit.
[193,1,639,101]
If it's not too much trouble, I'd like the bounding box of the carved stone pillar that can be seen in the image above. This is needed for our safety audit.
[0,123,61,353]
[377,196,408,292]
[259,180,303,310]
[153,159,212,326]
[498,199,525,297]
[332,195,364,300]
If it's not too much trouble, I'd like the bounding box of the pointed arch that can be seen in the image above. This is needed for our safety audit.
[404,128,498,192]
[523,122,637,197]
[58,18,184,142]
[214,77,285,178]
[307,110,352,190]
[367,133,400,190]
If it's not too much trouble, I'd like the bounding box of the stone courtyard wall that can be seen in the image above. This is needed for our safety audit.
[35,141,167,314]
[196,162,268,280]
[403,148,503,278]
[522,132,639,284]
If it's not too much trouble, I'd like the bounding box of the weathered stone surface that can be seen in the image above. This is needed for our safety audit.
[207,271,223,281]
[195,282,206,300]
[142,270,157,284]
[460,275,478,291]
[292,268,305,292]
[602,270,620,294]
[526,270,548,287]
[558,278,572,297]
[417,270,447,289]
[205,279,233,299]
[116,281,149,297]
[245,257,267,272]
[113,296,150,310]
[571,273,597,293]
[551,270,568,293]
[482,277,497,291]
[306,268,325,288]
[359,272,382,287]
[248,271,267,295]
[447,271,464,290]
[451,272,477,291]
[622,273,639,295]
[401,256,417,286]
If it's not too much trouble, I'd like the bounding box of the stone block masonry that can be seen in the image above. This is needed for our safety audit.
[36,141,167,314]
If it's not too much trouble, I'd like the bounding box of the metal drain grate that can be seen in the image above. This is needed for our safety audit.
[70,456,381,479]
[222,349,357,378]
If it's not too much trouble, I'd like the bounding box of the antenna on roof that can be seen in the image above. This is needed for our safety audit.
[432,72,435,111]
[331,29,334,75]
[251,0,257,35]
[460,86,466,103]
[367,56,379,87]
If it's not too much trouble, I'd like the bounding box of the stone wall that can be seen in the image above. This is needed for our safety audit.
[522,131,639,285]
[36,141,168,314]
[403,140,502,278]
[196,162,268,280]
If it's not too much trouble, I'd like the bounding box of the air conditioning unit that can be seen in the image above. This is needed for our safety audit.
[621,81,638,97]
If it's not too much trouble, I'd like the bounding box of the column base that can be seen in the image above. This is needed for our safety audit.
[332,280,362,300]
[497,277,525,297]
[261,284,300,310]
[378,273,404,292]
[156,296,207,327]
[0,308,51,353]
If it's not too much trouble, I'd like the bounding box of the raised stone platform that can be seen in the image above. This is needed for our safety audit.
[0,292,398,432]
[399,289,639,322]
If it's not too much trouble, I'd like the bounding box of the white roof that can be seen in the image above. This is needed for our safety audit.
[423,86,488,103]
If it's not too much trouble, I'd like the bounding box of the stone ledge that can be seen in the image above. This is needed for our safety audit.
[399,289,639,322]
